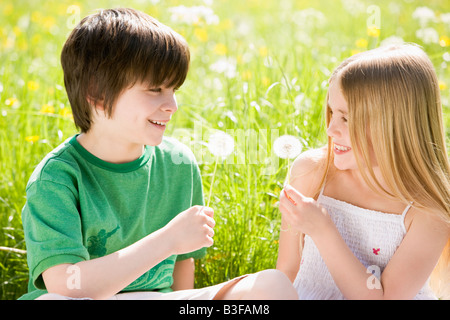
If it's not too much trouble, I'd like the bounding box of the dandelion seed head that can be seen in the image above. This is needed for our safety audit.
[273,135,302,159]
[207,130,234,158]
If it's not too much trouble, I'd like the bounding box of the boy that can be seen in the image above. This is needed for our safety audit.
[20,8,296,300]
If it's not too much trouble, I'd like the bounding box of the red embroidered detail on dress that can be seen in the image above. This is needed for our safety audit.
[372,248,380,255]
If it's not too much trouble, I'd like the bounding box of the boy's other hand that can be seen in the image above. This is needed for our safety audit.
[163,206,215,255]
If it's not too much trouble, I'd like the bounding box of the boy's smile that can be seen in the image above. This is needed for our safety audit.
[148,119,169,128]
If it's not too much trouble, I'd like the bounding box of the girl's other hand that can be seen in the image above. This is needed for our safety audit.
[279,185,333,239]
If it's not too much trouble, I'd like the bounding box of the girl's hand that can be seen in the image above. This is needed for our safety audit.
[279,184,333,239]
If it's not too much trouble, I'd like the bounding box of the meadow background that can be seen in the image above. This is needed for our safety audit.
[0,0,449,300]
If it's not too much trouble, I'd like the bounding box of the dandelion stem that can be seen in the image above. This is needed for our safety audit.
[207,155,219,207]
[0,246,27,255]
[287,158,290,185]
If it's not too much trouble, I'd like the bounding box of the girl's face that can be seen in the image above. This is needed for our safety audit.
[326,80,378,172]
[326,80,357,171]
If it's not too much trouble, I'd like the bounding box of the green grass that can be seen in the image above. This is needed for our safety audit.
[1,0,449,299]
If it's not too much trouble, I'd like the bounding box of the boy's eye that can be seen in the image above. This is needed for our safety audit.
[148,88,162,93]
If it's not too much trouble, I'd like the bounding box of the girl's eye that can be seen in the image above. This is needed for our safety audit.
[148,88,161,93]
[330,109,347,123]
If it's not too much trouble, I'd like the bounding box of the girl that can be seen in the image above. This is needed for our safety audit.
[277,44,449,300]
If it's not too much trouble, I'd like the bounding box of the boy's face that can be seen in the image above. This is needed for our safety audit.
[104,82,178,147]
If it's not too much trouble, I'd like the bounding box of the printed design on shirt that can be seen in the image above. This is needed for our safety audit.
[125,257,176,291]
[87,226,120,257]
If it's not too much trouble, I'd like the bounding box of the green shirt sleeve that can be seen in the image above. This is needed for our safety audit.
[22,179,89,289]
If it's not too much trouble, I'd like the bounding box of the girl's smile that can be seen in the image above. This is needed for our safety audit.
[333,142,352,155]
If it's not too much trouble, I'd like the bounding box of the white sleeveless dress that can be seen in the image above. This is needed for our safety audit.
[293,187,437,300]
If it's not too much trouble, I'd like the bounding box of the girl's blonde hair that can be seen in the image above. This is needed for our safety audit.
[319,44,449,298]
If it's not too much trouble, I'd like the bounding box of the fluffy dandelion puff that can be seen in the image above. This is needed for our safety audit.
[273,135,302,159]
[207,130,235,158]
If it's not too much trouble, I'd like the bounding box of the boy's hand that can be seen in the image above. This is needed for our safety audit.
[164,206,215,255]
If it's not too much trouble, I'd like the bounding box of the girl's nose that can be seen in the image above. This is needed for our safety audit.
[326,117,340,138]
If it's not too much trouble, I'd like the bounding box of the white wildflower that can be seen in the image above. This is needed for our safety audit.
[209,58,237,79]
[273,135,302,159]
[412,7,437,27]
[169,5,219,26]
[292,8,327,29]
[380,36,405,47]
[440,13,450,26]
[341,0,366,16]
[416,27,439,44]
[443,52,450,62]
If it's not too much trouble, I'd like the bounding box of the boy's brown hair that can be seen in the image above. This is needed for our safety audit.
[61,8,190,132]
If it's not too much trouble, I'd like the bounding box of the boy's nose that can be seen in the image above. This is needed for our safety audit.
[162,95,178,114]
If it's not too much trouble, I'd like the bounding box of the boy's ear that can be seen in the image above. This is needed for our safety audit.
[86,94,105,112]
[86,80,106,112]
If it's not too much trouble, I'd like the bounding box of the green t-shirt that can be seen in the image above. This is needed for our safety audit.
[19,135,206,300]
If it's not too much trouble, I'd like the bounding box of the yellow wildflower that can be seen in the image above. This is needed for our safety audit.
[194,28,208,42]
[439,35,450,47]
[219,19,233,31]
[3,37,15,49]
[259,46,268,57]
[31,11,43,23]
[367,26,380,38]
[439,81,447,91]
[3,4,13,15]
[40,104,55,114]
[262,77,271,87]
[241,70,252,81]
[43,16,56,30]
[18,38,28,51]
[214,43,227,55]
[13,26,22,37]
[59,107,73,119]
[355,38,368,48]
[27,81,39,91]
[5,97,18,106]
[25,135,39,143]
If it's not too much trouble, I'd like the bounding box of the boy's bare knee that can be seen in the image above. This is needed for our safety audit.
[36,293,71,300]
[36,293,94,300]
[253,269,298,300]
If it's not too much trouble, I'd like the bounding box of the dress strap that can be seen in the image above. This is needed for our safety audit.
[401,202,413,218]
[318,183,326,197]
[400,202,413,233]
